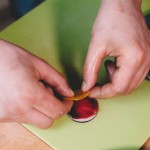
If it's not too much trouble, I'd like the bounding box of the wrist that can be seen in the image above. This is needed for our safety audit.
[101,0,142,12]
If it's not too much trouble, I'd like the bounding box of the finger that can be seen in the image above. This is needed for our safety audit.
[127,67,149,93]
[90,58,138,98]
[34,96,73,120]
[0,118,27,123]
[34,58,74,97]
[89,60,116,98]
[82,36,106,92]
[63,100,73,113]
[45,86,54,95]
[34,83,73,119]
[24,108,53,129]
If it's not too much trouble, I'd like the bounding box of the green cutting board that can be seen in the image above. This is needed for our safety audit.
[0,0,150,149]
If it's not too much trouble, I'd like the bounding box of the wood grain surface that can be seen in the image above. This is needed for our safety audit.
[0,123,53,150]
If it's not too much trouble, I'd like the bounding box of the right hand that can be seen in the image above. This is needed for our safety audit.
[82,0,150,98]
[0,39,74,129]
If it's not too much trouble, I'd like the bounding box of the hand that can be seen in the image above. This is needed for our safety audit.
[0,39,74,129]
[82,0,150,98]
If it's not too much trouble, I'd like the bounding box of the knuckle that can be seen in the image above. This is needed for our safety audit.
[19,89,37,104]
[8,98,31,117]
[130,45,145,66]
[11,104,28,118]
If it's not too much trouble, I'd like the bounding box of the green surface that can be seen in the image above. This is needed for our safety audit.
[142,0,150,15]
[0,0,150,150]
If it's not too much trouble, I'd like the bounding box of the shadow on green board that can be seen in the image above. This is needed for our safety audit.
[54,0,112,89]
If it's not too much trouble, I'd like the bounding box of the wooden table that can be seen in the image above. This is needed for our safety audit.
[0,123,53,150]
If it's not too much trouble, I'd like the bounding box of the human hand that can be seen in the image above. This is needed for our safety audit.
[0,39,74,129]
[82,0,150,98]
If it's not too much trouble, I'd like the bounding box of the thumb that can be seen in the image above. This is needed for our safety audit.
[82,37,106,92]
[34,58,74,97]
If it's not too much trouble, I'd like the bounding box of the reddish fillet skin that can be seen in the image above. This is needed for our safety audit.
[68,98,99,122]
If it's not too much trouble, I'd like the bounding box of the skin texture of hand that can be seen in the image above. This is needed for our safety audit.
[0,39,74,129]
[82,0,150,98]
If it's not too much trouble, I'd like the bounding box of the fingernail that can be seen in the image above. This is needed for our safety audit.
[81,81,87,91]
